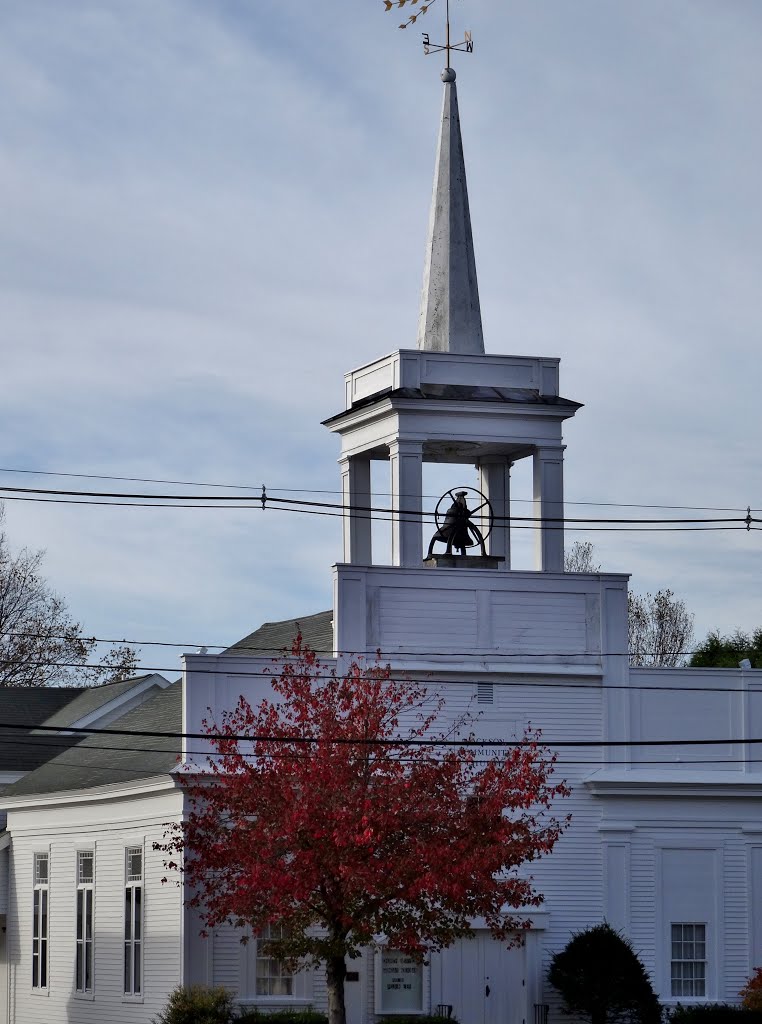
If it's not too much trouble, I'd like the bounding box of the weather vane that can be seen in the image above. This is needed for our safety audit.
[383,0,473,64]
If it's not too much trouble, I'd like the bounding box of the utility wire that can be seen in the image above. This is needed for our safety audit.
[9,730,762,769]
[4,653,761,693]
[0,466,755,514]
[0,492,750,533]
[5,627,759,663]
[0,483,755,526]
[1,719,760,749]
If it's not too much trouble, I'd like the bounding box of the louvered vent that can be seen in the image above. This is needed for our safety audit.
[477,683,494,704]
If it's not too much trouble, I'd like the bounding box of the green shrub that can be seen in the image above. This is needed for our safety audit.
[548,922,661,1024]
[236,1013,328,1024]
[668,1005,762,1024]
[377,1017,460,1024]
[152,985,236,1024]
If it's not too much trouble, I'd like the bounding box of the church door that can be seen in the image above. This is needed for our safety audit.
[433,932,526,1024]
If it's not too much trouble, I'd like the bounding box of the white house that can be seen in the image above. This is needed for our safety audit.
[1,63,760,1024]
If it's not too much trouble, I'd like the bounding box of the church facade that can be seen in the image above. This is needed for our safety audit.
[0,61,760,1024]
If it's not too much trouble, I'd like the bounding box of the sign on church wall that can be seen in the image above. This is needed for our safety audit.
[379,949,423,1012]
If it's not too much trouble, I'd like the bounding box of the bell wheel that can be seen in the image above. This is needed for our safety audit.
[433,486,494,547]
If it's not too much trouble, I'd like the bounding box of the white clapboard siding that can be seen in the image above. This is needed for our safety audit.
[378,588,479,650]
[6,787,183,1024]
[491,593,588,653]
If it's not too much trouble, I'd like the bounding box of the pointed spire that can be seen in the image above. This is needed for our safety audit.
[417,68,484,355]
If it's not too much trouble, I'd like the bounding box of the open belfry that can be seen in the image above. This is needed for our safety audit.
[321,18,606,669]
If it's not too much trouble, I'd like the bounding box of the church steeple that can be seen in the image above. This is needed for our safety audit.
[417,67,484,355]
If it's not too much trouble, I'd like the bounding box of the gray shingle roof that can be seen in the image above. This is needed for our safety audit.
[3,681,182,798]
[0,687,87,772]
[0,687,86,729]
[225,609,333,656]
[35,674,154,730]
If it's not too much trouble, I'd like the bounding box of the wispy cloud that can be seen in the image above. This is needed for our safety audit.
[0,0,759,666]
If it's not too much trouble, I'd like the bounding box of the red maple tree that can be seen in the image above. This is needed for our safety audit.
[159,639,570,1024]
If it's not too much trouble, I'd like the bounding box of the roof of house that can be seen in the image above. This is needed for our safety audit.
[0,687,86,730]
[33,674,155,730]
[3,680,182,798]
[224,609,333,657]
[0,687,87,773]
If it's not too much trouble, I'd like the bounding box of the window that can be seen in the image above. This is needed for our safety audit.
[671,923,706,997]
[32,852,49,989]
[256,924,293,996]
[124,847,142,996]
[76,851,94,993]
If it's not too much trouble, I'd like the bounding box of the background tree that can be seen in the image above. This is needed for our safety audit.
[0,503,138,686]
[627,589,693,668]
[564,541,601,573]
[689,628,762,669]
[158,639,570,1024]
[548,922,661,1024]
[565,542,694,667]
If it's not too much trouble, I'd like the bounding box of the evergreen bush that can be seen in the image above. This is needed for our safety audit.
[377,1017,460,1024]
[668,1005,762,1024]
[236,1012,328,1024]
[152,985,237,1024]
[548,922,661,1024]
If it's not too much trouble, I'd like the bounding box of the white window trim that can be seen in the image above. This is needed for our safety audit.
[238,927,312,1005]
[655,843,721,1003]
[32,849,50,995]
[74,848,95,999]
[669,922,708,1001]
[122,842,144,1002]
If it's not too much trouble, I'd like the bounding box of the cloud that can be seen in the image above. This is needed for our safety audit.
[0,0,759,662]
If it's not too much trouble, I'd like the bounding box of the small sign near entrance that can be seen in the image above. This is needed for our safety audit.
[380,950,423,1012]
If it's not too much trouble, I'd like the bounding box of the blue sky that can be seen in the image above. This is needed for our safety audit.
[0,0,759,670]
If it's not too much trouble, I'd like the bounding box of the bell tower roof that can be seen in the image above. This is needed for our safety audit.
[417,68,484,355]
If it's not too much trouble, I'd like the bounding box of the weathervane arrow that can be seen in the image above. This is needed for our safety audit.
[383,0,474,60]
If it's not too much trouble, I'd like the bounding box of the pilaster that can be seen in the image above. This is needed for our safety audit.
[533,445,565,572]
[340,456,372,565]
[477,457,511,569]
[389,440,423,567]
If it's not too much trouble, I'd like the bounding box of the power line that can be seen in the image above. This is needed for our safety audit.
[9,730,762,769]
[4,651,762,694]
[1,719,760,749]
[5,627,757,662]
[0,483,753,523]
[0,466,755,514]
[0,495,749,536]
[0,485,756,533]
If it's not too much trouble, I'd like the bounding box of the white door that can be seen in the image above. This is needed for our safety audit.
[433,932,526,1024]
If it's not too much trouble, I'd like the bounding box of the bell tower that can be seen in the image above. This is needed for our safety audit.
[324,67,580,574]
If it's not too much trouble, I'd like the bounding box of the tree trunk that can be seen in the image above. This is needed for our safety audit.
[326,953,348,1024]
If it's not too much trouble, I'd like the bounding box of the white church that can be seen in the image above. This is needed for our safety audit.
[0,58,760,1024]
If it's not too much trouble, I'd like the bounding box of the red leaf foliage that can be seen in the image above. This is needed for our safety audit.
[741,967,762,1010]
[157,637,570,965]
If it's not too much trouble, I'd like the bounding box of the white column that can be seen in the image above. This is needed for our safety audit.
[389,440,423,567]
[340,456,372,565]
[533,445,565,572]
[477,457,511,569]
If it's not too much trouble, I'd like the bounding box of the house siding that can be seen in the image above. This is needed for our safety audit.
[6,786,183,1024]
